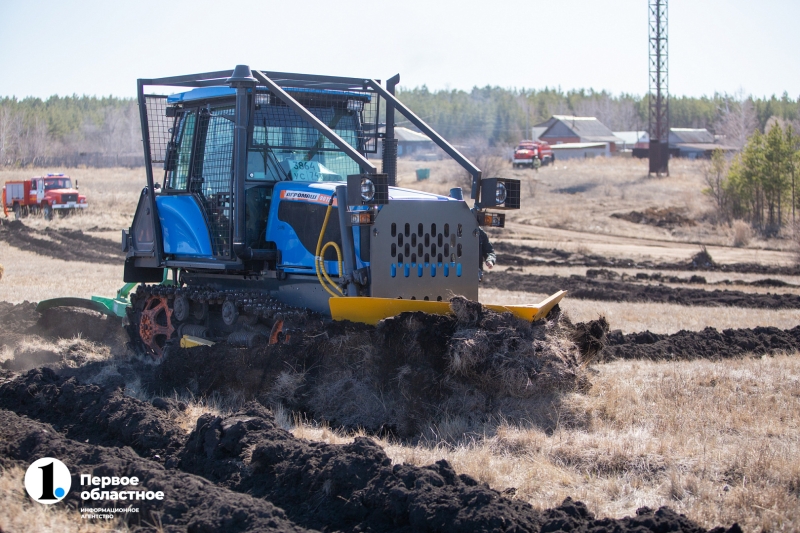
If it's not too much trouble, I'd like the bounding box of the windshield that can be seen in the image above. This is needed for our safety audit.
[44,178,72,190]
[247,100,364,182]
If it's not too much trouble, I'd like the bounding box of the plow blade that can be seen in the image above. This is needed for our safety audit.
[329,291,566,326]
[36,297,120,317]
[35,283,138,318]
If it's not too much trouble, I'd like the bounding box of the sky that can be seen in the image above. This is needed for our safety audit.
[0,0,798,100]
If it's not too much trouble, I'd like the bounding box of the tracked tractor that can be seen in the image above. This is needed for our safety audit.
[41,66,565,357]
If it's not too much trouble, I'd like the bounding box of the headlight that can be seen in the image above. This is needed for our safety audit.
[360,178,375,202]
[495,182,507,205]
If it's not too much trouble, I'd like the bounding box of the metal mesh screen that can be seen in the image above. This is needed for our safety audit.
[145,96,171,162]
[282,88,380,154]
[144,95,171,186]
[193,106,235,258]
[359,90,380,153]
[253,87,378,162]
[250,92,363,180]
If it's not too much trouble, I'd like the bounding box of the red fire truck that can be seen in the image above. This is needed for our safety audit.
[2,173,87,220]
[512,140,554,168]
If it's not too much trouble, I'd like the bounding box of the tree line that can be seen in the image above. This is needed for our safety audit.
[1,88,799,167]
[0,95,140,167]
[704,123,800,236]
[395,87,800,146]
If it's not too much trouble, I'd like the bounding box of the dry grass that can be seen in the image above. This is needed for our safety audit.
[506,264,800,285]
[0,466,128,532]
[3,163,799,531]
[401,156,797,253]
[376,354,800,532]
[732,220,753,248]
[0,245,123,303]
[480,288,800,334]
[0,167,143,232]
[0,167,139,304]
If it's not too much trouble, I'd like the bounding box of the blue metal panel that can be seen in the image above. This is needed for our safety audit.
[267,183,328,274]
[167,86,370,104]
[285,87,371,102]
[167,87,235,103]
[156,196,213,256]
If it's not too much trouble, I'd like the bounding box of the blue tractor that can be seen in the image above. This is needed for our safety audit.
[120,66,564,357]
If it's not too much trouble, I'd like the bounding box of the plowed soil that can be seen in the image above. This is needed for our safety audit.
[149,297,591,437]
[610,207,696,228]
[483,271,800,309]
[494,241,800,276]
[0,219,124,264]
[603,325,800,361]
[0,369,741,533]
[0,295,786,532]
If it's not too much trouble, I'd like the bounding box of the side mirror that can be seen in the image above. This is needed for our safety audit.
[75,180,79,189]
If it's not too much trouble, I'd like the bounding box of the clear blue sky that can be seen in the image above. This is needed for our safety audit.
[1,0,797,100]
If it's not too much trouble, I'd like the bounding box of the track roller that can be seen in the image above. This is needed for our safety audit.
[227,330,265,348]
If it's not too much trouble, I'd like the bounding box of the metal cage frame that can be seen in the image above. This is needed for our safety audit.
[135,66,486,270]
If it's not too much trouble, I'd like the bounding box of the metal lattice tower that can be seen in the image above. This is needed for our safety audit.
[648,0,669,176]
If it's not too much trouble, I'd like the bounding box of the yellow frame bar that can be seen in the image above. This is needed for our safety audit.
[329,291,566,326]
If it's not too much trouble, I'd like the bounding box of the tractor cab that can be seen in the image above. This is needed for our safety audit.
[123,66,530,320]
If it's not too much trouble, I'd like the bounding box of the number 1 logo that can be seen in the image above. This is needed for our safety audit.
[24,458,71,504]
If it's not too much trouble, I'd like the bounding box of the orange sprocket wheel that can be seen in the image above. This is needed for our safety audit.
[139,295,175,359]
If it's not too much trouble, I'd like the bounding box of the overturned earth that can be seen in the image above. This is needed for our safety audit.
[0,298,769,531]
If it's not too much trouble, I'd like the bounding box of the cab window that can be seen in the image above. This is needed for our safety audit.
[166,109,197,191]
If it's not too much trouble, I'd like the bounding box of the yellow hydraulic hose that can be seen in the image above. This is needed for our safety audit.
[315,203,344,297]
[320,241,343,293]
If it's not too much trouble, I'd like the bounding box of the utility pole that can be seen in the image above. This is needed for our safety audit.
[648,0,669,176]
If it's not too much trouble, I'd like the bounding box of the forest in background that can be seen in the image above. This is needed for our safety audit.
[0,88,799,167]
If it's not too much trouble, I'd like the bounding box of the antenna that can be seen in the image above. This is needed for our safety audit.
[648,0,669,176]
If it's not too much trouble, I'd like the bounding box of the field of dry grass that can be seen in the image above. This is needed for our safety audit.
[400,155,799,254]
[480,288,800,334]
[0,167,143,232]
[382,354,800,532]
[0,245,123,303]
[284,355,800,532]
[2,165,799,531]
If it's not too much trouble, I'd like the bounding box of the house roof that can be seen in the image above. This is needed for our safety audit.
[676,143,738,152]
[380,126,433,143]
[549,142,608,150]
[530,126,548,140]
[613,131,648,144]
[536,115,622,143]
[669,128,714,144]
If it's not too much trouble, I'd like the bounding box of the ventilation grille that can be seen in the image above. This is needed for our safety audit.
[370,201,479,302]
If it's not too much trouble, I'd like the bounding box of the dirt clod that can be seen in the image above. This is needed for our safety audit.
[0,410,308,533]
[0,368,185,459]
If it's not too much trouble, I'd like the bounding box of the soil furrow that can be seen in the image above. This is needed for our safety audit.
[602,325,800,361]
[0,219,123,264]
[494,241,800,276]
[483,271,800,309]
[0,409,311,533]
